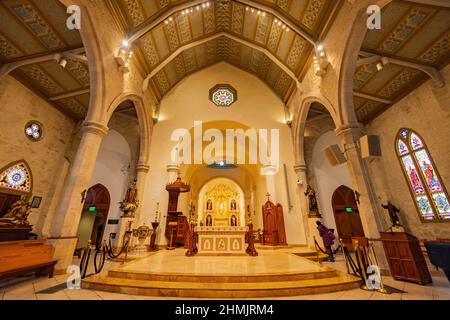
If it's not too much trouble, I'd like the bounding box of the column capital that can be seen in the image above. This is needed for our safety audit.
[137,163,150,173]
[166,164,180,173]
[335,124,361,139]
[82,121,109,137]
[293,163,307,173]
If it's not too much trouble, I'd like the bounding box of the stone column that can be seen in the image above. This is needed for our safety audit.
[335,125,389,270]
[48,121,108,273]
[135,162,150,225]
[294,164,319,249]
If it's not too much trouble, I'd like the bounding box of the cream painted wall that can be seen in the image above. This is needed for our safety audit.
[0,76,75,233]
[143,62,306,245]
[312,131,353,231]
[366,65,450,239]
[87,129,131,247]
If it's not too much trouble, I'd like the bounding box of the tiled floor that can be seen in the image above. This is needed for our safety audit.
[1,253,449,300]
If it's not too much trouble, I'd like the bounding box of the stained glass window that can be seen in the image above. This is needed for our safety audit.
[396,129,450,222]
[0,161,32,194]
[209,84,237,107]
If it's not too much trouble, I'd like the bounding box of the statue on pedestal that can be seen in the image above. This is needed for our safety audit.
[119,179,139,217]
[304,185,321,218]
[381,201,403,231]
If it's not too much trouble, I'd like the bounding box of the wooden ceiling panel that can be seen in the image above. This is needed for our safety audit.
[355,1,450,123]
[39,61,82,92]
[357,64,403,96]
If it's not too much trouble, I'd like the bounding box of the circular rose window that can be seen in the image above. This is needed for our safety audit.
[209,84,237,107]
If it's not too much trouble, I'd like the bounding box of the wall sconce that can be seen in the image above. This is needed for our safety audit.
[313,45,329,76]
[115,40,133,73]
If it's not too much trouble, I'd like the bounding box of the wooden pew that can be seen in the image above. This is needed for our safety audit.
[0,239,57,281]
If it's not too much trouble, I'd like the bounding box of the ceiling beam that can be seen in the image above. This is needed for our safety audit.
[0,47,86,79]
[128,0,315,46]
[404,0,450,8]
[48,88,90,101]
[235,0,315,45]
[354,91,392,104]
[128,0,206,43]
[359,50,445,87]
[142,32,302,92]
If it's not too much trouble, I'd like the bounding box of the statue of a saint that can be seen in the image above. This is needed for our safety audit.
[304,185,320,217]
[119,179,139,217]
[381,201,402,228]
[0,199,32,226]
[124,179,138,203]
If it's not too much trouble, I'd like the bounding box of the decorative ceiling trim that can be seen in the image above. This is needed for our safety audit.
[48,88,90,101]
[404,0,450,8]
[354,91,392,104]
[359,50,445,87]
[128,0,207,42]
[235,0,315,45]
[142,32,302,92]
[0,47,85,79]
[127,0,316,46]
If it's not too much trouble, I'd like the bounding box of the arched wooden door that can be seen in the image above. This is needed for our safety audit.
[77,184,110,248]
[332,185,365,248]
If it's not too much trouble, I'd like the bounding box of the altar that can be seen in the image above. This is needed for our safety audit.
[196,226,247,256]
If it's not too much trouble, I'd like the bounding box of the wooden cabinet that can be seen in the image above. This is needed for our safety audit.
[380,232,432,285]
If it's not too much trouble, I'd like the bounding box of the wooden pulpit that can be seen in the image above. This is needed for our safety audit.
[380,232,432,285]
[262,201,287,246]
[164,177,190,247]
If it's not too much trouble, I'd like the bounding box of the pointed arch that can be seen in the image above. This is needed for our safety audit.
[396,128,450,222]
[0,160,33,195]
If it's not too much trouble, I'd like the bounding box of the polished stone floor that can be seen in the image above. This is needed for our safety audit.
[115,249,330,276]
[1,250,449,300]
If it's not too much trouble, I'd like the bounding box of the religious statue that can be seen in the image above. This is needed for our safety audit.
[206,199,213,211]
[206,215,212,226]
[230,199,236,211]
[230,215,237,227]
[119,179,139,217]
[0,199,32,226]
[381,201,402,229]
[304,185,321,217]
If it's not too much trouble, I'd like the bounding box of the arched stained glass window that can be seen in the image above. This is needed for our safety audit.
[0,160,32,195]
[396,129,450,222]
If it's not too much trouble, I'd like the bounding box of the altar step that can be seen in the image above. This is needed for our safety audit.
[82,273,361,298]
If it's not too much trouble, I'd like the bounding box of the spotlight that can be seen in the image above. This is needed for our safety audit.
[376,62,384,71]
[317,45,323,51]
[58,57,67,68]
[122,39,129,47]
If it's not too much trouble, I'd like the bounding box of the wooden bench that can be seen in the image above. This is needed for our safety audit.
[0,239,57,281]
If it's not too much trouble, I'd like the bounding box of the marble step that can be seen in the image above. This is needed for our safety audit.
[82,273,361,298]
[106,268,338,282]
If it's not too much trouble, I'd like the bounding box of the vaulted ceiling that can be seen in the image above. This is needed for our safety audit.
[108,0,338,102]
[354,0,450,123]
[1,0,449,124]
[0,0,89,119]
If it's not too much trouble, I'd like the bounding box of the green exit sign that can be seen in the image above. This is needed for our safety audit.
[88,206,96,212]
[345,207,353,213]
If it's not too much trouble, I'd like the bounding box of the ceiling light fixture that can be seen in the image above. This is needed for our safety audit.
[58,57,67,68]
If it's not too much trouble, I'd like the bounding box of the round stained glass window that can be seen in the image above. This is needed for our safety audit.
[209,84,237,107]
[24,121,43,141]
[7,168,27,187]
